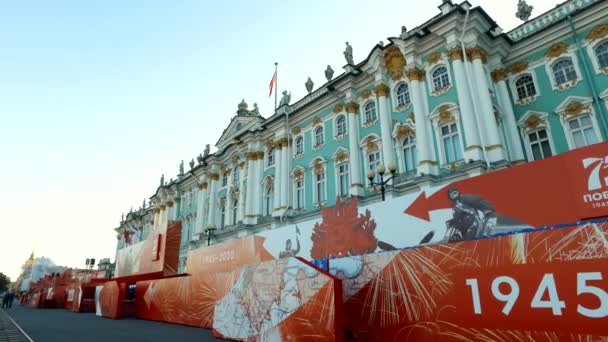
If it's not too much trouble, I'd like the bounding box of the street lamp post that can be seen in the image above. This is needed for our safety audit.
[206,227,216,246]
[366,161,397,201]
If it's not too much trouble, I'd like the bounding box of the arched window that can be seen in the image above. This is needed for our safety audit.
[295,178,304,209]
[295,136,304,154]
[514,74,537,100]
[336,115,346,136]
[232,199,238,225]
[396,83,410,107]
[314,171,326,204]
[527,129,552,161]
[431,66,450,91]
[595,41,608,69]
[267,147,275,167]
[551,58,577,85]
[367,150,381,183]
[337,163,349,197]
[364,102,377,123]
[567,115,598,148]
[314,126,324,146]
[232,166,239,184]
[264,184,273,216]
[402,135,417,173]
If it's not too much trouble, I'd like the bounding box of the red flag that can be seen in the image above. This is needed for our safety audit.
[269,70,277,97]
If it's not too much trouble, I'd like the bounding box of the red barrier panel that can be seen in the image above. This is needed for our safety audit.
[330,221,608,341]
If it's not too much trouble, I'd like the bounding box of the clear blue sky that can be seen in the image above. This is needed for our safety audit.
[0,0,556,280]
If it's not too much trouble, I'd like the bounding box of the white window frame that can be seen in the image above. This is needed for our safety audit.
[585,38,608,75]
[508,69,541,105]
[218,199,226,229]
[427,64,452,96]
[294,135,304,157]
[438,122,464,164]
[335,162,350,197]
[429,104,464,166]
[359,134,383,185]
[313,169,326,206]
[393,81,412,111]
[293,175,305,210]
[362,101,378,126]
[263,179,274,216]
[517,111,556,162]
[334,114,347,139]
[266,147,275,168]
[555,97,603,150]
[313,125,325,150]
[401,135,417,173]
[221,172,228,188]
[544,49,582,91]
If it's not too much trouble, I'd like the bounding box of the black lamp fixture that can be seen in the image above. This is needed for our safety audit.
[367,161,398,201]
[206,227,216,246]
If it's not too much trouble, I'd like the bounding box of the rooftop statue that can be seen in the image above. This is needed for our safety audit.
[179,160,184,175]
[189,159,195,170]
[197,153,204,164]
[305,77,314,94]
[344,41,354,65]
[516,0,533,21]
[399,26,408,39]
[378,41,384,47]
[121,213,124,222]
[204,144,210,157]
[325,65,334,81]
[279,90,291,107]
[252,103,260,115]
[160,174,165,186]
[142,199,146,209]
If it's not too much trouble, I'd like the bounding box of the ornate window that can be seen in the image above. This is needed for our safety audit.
[314,126,325,147]
[527,129,553,161]
[314,171,326,204]
[440,123,463,163]
[551,58,577,85]
[336,115,346,136]
[402,135,417,173]
[232,199,238,225]
[232,167,239,184]
[368,150,381,183]
[264,182,273,216]
[221,173,228,187]
[295,179,304,209]
[337,163,350,197]
[431,66,450,91]
[295,136,304,155]
[219,201,226,229]
[595,41,608,69]
[396,83,410,107]
[364,102,377,124]
[267,147,275,167]
[567,115,598,148]
[514,74,537,100]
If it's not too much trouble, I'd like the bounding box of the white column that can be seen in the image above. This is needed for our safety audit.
[280,138,289,208]
[408,68,437,175]
[273,142,282,213]
[345,104,364,196]
[493,69,525,162]
[469,48,506,162]
[195,181,207,236]
[244,152,256,224]
[206,172,219,229]
[237,165,245,222]
[375,84,396,168]
[449,48,482,161]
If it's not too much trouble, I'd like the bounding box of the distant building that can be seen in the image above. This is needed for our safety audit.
[114,0,608,272]
[97,258,115,279]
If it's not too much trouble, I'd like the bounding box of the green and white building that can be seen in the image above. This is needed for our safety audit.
[116,0,608,272]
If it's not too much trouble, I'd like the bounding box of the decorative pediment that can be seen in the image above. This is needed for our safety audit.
[555,96,593,118]
[545,42,569,58]
[292,167,305,180]
[215,115,264,151]
[518,111,549,131]
[383,46,407,80]
[427,52,442,65]
[332,147,349,163]
[360,134,380,152]
[393,123,415,140]
[586,24,608,41]
[310,158,327,173]
[509,62,528,74]
[430,103,458,124]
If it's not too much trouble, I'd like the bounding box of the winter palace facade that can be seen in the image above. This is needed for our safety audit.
[116,0,608,271]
